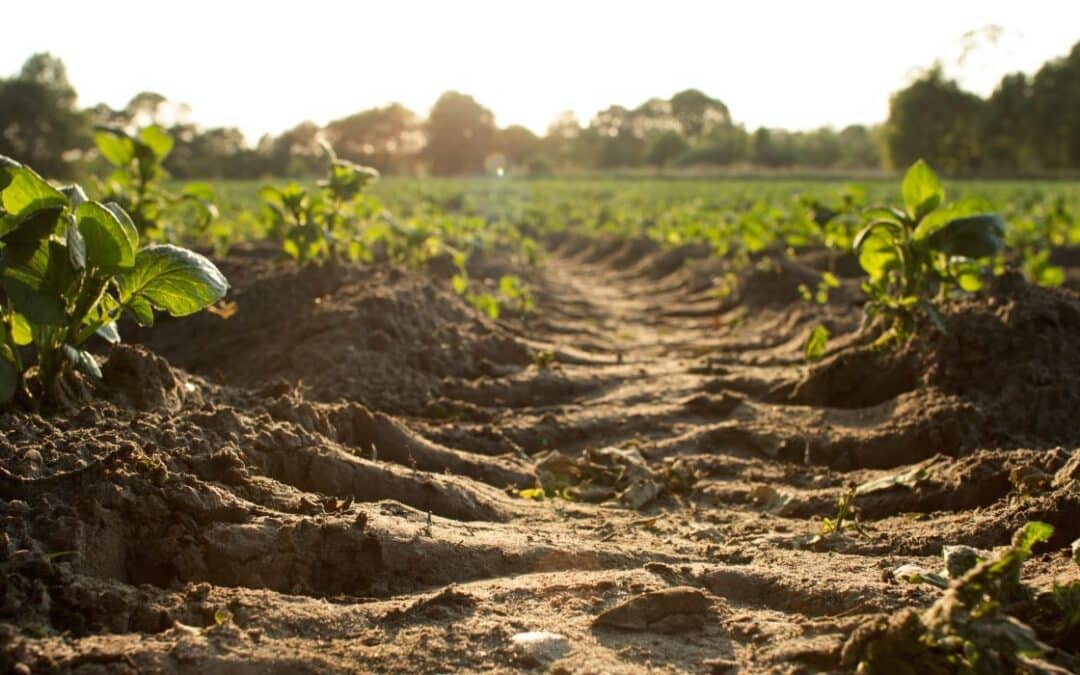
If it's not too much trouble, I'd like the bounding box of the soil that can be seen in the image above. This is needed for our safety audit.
[2,238,1079,673]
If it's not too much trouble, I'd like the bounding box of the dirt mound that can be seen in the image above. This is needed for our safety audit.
[131,245,531,414]
[781,273,1080,454]
[915,271,1080,448]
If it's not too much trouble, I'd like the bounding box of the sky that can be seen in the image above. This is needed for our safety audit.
[2,1,1078,143]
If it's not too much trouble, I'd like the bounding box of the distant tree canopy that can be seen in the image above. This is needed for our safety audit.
[423,92,496,175]
[0,53,87,178]
[3,41,1080,179]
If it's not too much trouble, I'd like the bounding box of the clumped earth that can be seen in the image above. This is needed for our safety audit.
[1,236,1078,673]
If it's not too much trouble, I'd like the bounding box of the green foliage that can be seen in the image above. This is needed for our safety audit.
[804,324,830,362]
[0,155,227,405]
[850,522,1062,674]
[93,125,218,237]
[854,160,1006,342]
[260,141,379,266]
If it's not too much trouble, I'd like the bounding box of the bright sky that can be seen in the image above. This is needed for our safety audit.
[3,1,1077,142]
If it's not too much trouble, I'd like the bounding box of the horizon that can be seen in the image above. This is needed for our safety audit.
[2,1,1078,143]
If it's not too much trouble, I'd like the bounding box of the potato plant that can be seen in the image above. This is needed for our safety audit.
[854,160,1006,341]
[94,125,218,237]
[0,155,228,405]
[260,142,379,265]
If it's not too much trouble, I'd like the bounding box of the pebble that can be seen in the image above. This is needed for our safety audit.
[510,631,570,665]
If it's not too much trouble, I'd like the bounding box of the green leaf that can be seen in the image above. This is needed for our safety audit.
[66,217,87,269]
[857,229,902,281]
[912,196,991,240]
[76,201,138,272]
[10,312,32,346]
[901,160,944,221]
[94,128,136,166]
[119,244,228,318]
[0,239,72,325]
[1016,521,1054,556]
[0,166,67,237]
[926,214,1005,260]
[0,353,16,404]
[2,206,64,247]
[138,125,174,161]
[103,202,140,247]
[125,295,154,327]
[853,219,903,253]
[804,324,830,362]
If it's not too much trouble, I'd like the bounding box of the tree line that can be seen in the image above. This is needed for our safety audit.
[2,41,1078,180]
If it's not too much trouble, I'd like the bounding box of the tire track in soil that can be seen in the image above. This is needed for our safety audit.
[2,238,1078,673]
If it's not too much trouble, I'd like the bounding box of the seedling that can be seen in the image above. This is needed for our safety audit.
[850,522,1063,673]
[804,324,830,363]
[821,488,862,536]
[0,155,228,405]
[94,125,218,237]
[260,141,379,266]
[854,160,1005,343]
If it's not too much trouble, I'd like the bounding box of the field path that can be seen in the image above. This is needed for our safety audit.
[4,237,1077,673]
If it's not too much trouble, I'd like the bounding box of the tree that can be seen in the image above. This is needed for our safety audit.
[423,91,495,175]
[884,65,985,172]
[980,73,1033,171]
[1027,42,1080,170]
[646,130,689,166]
[670,89,731,142]
[0,53,87,178]
[494,125,541,167]
[325,103,422,174]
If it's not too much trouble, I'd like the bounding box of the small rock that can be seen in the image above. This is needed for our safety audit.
[511,631,570,665]
[593,586,711,633]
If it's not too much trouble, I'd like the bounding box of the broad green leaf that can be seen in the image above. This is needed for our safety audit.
[62,344,102,379]
[76,201,137,272]
[926,214,1005,260]
[901,160,944,221]
[0,353,16,404]
[0,166,67,237]
[94,128,136,166]
[125,295,155,327]
[804,324,830,362]
[10,312,32,346]
[103,202,140,248]
[66,217,87,269]
[138,125,174,161]
[0,239,72,325]
[857,229,901,281]
[119,244,228,318]
[853,219,903,253]
[2,206,64,246]
[912,196,992,240]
